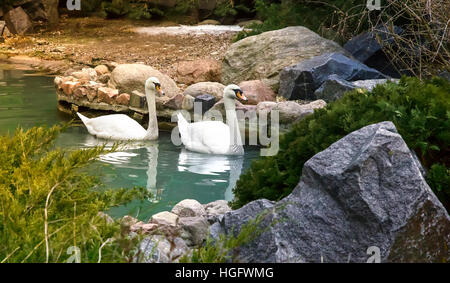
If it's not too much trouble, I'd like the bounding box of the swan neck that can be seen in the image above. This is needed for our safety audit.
[224,96,243,153]
[145,88,158,140]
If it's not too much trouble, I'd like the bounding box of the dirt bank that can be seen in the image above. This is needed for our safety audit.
[0,17,236,80]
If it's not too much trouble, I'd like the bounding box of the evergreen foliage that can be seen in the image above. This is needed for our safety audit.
[232,77,450,211]
[0,125,151,263]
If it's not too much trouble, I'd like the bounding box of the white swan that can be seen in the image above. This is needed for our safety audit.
[77,77,164,140]
[177,84,247,155]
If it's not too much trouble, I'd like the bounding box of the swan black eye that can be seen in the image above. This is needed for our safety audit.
[154,83,161,87]
[233,89,241,94]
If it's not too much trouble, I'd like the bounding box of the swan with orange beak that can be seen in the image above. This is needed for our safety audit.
[177,84,248,155]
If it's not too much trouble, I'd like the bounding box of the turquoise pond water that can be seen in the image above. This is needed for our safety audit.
[0,66,260,221]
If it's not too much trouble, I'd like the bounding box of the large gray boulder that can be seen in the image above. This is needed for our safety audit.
[352,79,399,91]
[313,74,356,102]
[314,77,401,102]
[279,52,387,100]
[213,122,449,262]
[109,64,180,97]
[344,25,403,78]
[222,26,350,92]
[314,77,400,102]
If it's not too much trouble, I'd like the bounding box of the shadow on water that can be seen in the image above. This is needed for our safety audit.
[0,66,260,221]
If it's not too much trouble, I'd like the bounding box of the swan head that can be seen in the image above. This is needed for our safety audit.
[145,77,165,96]
[224,84,247,102]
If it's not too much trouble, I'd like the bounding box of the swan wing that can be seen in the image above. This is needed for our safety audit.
[183,121,230,154]
[84,114,147,140]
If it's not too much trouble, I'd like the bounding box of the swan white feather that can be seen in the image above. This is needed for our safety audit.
[77,77,164,140]
[177,84,247,155]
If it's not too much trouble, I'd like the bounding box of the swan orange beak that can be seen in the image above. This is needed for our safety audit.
[236,90,247,101]
[156,85,165,96]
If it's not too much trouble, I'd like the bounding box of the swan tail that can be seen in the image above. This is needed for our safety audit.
[76,112,90,125]
[177,113,189,145]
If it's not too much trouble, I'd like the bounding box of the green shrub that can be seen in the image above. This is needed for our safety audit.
[232,77,450,211]
[81,0,105,16]
[0,125,150,263]
[214,0,252,18]
[101,0,131,18]
[235,0,366,43]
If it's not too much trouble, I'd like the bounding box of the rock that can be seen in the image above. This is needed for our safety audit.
[94,65,109,76]
[194,94,216,114]
[183,81,225,100]
[437,71,450,82]
[129,90,147,110]
[315,77,400,102]
[22,1,47,22]
[85,81,102,102]
[72,68,97,82]
[279,52,387,100]
[150,211,179,227]
[182,94,195,111]
[116,93,130,106]
[0,21,11,40]
[344,25,403,78]
[179,216,209,246]
[54,76,63,89]
[62,81,81,96]
[97,87,119,104]
[4,6,33,35]
[155,96,170,110]
[352,79,399,92]
[139,235,190,263]
[222,26,350,91]
[198,19,220,25]
[256,101,277,118]
[105,61,119,72]
[206,98,244,118]
[0,21,6,38]
[41,0,59,26]
[238,80,276,105]
[121,215,139,228]
[98,73,110,84]
[177,59,221,84]
[314,74,356,102]
[274,100,326,124]
[164,93,184,110]
[109,64,180,97]
[237,19,263,28]
[212,122,450,262]
[204,200,231,224]
[71,71,90,81]
[2,26,11,38]
[130,222,158,234]
[172,199,206,218]
[73,86,88,99]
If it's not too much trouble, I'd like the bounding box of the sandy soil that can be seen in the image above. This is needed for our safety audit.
[0,17,237,80]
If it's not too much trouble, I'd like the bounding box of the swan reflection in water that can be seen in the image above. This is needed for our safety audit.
[177,149,243,201]
[77,133,244,205]
[80,134,162,203]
